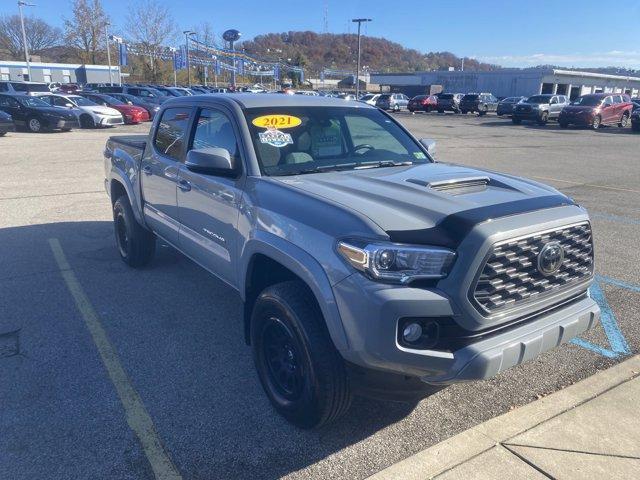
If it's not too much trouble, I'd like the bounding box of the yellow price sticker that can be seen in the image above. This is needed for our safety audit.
[252,114,302,129]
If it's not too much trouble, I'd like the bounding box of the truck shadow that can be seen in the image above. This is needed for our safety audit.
[0,220,422,480]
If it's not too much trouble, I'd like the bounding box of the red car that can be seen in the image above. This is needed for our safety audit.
[408,94,438,113]
[559,93,633,129]
[77,92,150,124]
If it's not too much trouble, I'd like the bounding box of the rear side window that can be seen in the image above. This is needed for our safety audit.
[154,107,191,161]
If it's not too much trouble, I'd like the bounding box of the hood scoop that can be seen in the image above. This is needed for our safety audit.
[407,176,490,195]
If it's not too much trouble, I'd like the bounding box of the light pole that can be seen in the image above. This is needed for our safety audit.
[17,1,35,81]
[104,22,113,85]
[169,47,177,87]
[351,18,371,98]
[183,30,195,86]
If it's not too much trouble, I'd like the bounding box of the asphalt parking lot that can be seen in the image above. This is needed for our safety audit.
[1,112,638,480]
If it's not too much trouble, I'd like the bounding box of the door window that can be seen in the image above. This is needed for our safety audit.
[154,107,191,161]
[603,96,613,106]
[613,95,623,104]
[191,108,239,162]
[53,96,70,107]
[345,114,406,155]
[0,96,20,107]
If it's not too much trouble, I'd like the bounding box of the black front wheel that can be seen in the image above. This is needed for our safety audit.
[537,112,549,125]
[251,281,352,429]
[512,117,522,124]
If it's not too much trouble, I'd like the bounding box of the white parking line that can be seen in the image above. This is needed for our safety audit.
[48,238,183,480]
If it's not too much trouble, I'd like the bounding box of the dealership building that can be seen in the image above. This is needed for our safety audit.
[0,60,120,84]
[371,68,640,99]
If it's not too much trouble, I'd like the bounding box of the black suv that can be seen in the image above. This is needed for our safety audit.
[459,93,499,115]
[97,85,168,105]
[0,93,79,132]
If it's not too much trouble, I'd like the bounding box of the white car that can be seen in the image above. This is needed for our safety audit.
[39,93,124,128]
[359,93,380,106]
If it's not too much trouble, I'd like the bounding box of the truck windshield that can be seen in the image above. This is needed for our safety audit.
[526,95,551,104]
[244,106,431,176]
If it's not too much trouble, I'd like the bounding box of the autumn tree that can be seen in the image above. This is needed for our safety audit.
[64,0,110,64]
[125,0,177,82]
[0,15,62,60]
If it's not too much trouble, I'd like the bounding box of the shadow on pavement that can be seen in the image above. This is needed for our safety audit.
[0,220,421,480]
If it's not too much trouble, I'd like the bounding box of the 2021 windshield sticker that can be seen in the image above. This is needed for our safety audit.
[259,129,294,148]
[254,114,301,148]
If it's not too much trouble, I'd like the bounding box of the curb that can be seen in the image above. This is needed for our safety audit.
[368,355,640,479]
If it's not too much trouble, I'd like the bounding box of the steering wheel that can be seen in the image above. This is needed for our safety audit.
[353,144,375,154]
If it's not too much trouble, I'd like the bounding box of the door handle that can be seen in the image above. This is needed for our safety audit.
[178,179,191,192]
[142,165,152,175]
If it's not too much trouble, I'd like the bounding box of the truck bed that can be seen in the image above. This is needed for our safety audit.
[106,135,147,162]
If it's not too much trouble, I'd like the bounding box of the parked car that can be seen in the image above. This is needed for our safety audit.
[0,81,51,96]
[375,93,409,111]
[0,110,15,136]
[0,93,79,132]
[359,93,381,106]
[631,103,640,132]
[104,94,598,429]
[436,93,464,113]
[98,85,168,105]
[459,93,499,115]
[558,93,633,130]
[40,93,124,128]
[408,95,438,113]
[512,94,570,125]
[108,93,161,120]
[78,92,149,124]
[155,86,194,97]
[496,96,525,116]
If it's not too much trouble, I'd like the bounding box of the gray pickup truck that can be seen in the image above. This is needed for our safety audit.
[104,94,599,428]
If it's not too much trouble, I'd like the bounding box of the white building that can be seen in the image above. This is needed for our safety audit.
[371,68,640,99]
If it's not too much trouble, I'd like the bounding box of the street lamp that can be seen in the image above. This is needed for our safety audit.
[104,21,113,85]
[183,30,195,86]
[17,1,35,81]
[351,18,371,98]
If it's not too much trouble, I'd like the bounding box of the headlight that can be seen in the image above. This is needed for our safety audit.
[337,240,456,284]
[91,110,105,115]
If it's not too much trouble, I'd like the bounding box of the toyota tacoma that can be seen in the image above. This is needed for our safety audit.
[104,94,600,428]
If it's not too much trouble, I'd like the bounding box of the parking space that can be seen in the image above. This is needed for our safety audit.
[1,114,638,480]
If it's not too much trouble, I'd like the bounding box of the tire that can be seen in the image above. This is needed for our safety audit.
[113,195,155,267]
[251,281,352,429]
[479,106,488,116]
[80,114,95,128]
[460,109,468,115]
[559,121,569,128]
[0,131,6,137]
[393,104,400,112]
[437,109,444,114]
[27,116,43,133]
[632,122,640,132]
[618,113,629,128]
[592,115,601,130]
[537,112,549,125]
[512,117,521,124]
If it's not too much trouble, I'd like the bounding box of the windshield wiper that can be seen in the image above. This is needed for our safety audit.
[276,163,358,176]
[354,160,413,170]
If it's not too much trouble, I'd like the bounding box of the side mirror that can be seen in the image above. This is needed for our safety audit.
[186,147,237,177]
[65,103,74,108]
[419,138,437,156]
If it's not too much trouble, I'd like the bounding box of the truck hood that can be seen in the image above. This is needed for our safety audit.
[561,105,596,115]
[275,162,573,247]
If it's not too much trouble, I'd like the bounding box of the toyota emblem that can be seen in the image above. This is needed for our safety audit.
[537,242,565,276]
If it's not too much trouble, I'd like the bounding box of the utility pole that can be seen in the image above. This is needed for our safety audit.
[351,18,371,98]
[461,57,464,72]
[183,30,195,86]
[17,1,34,81]
[105,22,113,85]
[169,47,177,86]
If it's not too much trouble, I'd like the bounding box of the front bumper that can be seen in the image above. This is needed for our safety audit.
[513,110,544,121]
[51,118,80,130]
[333,272,599,383]
[559,113,594,126]
[98,114,125,126]
[0,121,15,133]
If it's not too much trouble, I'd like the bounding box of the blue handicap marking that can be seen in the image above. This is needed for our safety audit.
[570,275,637,358]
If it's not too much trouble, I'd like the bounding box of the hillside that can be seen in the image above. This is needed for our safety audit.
[240,31,499,74]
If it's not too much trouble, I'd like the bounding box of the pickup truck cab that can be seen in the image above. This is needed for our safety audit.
[105,94,599,428]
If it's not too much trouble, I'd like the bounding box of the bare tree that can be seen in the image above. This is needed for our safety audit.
[125,0,177,82]
[64,0,109,64]
[0,15,62,60]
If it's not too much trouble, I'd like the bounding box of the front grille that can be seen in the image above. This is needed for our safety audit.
[471,223,593,315]
[516,105,531,113]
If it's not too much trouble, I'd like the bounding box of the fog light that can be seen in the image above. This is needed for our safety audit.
[403,323,422,343]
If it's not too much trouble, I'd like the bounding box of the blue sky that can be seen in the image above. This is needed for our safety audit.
[2,0,639,68]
